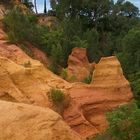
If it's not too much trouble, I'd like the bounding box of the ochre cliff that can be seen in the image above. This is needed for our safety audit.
[0,29,71,107]
[67,47,94,82]
[63,56,133,138]
[0,100,83,140]
[0,28,133,139]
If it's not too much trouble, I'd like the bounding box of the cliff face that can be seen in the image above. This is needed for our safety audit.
[91,56,129,88]
[63,56,133,138]
[0,28,133,139]
[0,29,71,107]
[0,100,84,140]
[67,47,94,82]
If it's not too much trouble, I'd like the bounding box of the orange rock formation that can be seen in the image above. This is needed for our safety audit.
[67,47,94,82]
[26,43,51,66]
[0,28,133,139]
[63,56,133,138]
[0,29,71,107]
[0,100,84,140]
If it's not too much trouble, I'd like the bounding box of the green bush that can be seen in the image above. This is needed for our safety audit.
[68,75,77,82]
[7,31,18,43]
[60,68,68,80]
[81,75,92,84]
[128,72,140,107]
[118,29,140,74]
[84,29,100,62]
[48,88,71,115]
[4,7,31,42]
[49,88,65,104]
[22,61,31,68]
[92,102,140,140]
[106,103,140,140]
[48,63,59,74]
[42,27,71,67]
[3,7,48,46]
[117,28,140,107]
[72,36,88,48]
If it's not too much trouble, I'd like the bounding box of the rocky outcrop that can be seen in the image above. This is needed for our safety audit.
[0,29,33,64]
[0,29,71,107]
[26,43,51,66]
[0,100,83,140]
[63,56,133,138]
[0,55,71,107]
[67,47,94,82]
[0,29,49,66]
[91,56,129,88]
[0,28,133,139]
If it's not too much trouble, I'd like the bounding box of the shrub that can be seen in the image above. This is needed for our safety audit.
[92,102,140,140]
[84,29,100,62]
[49,88,65,104]
[60,68,68,80]
[3,7,47,46]
[72,36,88,48]
[106,103,140,140]
[3,7,31,42]
[81,75,92,84]
[42,28,70,67]
[68,75,77,82]
[127,72,140,107]
[48,63,59,74]
[7,31,18,43]
[118,29,140,74]
[22,60,31,68]
[48,88,71,115]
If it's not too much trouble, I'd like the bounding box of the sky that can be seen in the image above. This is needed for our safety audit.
[35,0,140,13]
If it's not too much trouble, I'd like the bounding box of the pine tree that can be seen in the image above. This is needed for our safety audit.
[34,0,38,14]
[44,0,47,14]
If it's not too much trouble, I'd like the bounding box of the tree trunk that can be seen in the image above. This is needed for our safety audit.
[34,0,38,14]
[44,0,47,13]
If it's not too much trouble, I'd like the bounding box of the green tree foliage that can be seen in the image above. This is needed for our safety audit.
[42,28,70,67]
[49,88,65,104]
[92,103,140,140]
[114,0,139,17]
[72,36,88,48]
[3,7,36,42]
[4,0,140,69]
[22,0,34,10]
[128,72,140,108]
[3,7,48,45]
[83,29,100,62]
[50,0,140,61]
[117,28,140,107]
[81,75,92,84]
[119,29,140,74]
